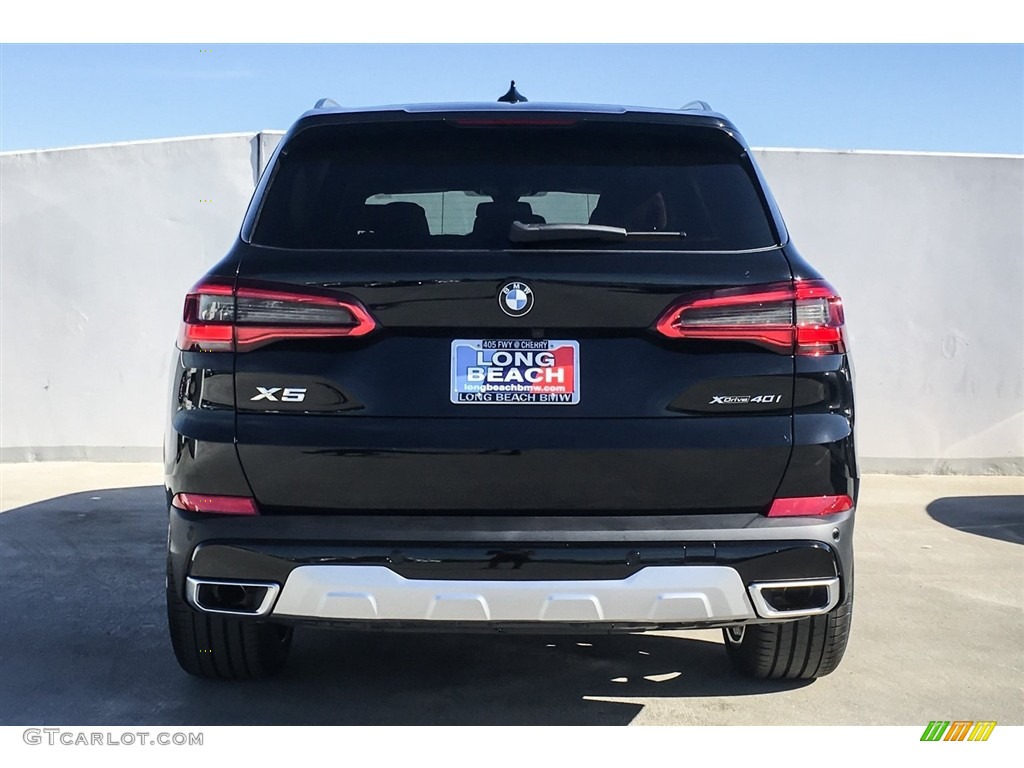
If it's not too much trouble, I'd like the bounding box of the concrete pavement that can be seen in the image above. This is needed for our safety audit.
[0,463,1020,725]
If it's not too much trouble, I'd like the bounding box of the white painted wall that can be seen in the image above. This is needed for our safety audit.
[755,149,1023,474]
[1,134,1021,473]
[1,134,262,460]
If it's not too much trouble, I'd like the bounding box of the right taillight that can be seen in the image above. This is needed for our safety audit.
[654,279,846,355]
[177,280,377,353]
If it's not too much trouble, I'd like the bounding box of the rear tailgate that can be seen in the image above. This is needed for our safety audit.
[232,249,795,512]
[229,116,796,513]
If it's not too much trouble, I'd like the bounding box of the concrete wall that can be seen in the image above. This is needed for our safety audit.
[0,134,264,461]
[756,149,1023,474]
[1,134,1021,473]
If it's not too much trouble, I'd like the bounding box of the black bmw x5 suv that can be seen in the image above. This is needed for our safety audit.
[165,89,857,680]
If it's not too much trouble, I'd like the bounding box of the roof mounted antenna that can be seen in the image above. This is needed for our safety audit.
[497,80,528,104]
[314,98,340,109]
[681,100,712,112]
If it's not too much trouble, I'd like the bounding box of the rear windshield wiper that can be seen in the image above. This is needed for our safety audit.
[508,221,686,243]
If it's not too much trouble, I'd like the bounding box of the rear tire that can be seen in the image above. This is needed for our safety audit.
[723,596,852,680]
[166,565,293,679]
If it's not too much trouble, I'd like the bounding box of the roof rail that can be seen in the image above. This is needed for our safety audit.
[680,100,713,112]
[314,98,340,109]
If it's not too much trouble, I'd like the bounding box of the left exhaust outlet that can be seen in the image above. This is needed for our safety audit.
[185,578,281,616]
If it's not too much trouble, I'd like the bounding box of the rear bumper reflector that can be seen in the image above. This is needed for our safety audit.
[767,495,854,517]
[171,493,260,516]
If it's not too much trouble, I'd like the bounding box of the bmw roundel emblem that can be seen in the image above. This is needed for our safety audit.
[499,281,534,317]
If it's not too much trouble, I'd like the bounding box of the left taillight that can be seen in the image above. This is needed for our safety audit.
[177,280,377,352]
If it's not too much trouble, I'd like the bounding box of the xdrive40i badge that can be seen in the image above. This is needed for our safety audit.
[499,281,534,317]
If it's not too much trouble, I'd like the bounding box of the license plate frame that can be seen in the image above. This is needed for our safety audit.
[450,339,580,405]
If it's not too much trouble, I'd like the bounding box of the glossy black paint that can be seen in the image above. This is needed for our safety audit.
[235,416,793,511]
[233,335,796,418]
[222,233,824,511]
[164,351,251,499]
[777,353,858,501]
[234,246,794,328]
[668,375,794,413]
[189,540,838,583]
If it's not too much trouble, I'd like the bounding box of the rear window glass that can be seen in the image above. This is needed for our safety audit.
[251,121,778,251]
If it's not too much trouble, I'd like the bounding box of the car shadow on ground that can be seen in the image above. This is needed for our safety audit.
[926,495,1024,545]
[0,486,810,726]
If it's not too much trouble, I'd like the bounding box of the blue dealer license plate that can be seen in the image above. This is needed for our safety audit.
[450,339,580,405]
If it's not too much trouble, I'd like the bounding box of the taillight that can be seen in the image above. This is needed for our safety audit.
[655,279,846,355]
[767,495,854,517]
[178,281,234,352]
[177,280,377,352]
[171,493,259,515]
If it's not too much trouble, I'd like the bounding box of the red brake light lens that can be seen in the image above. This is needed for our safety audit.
[654,279,846,355]
[767,495,854,517]
[452,118,579,127]
[177,280,377,352]
[171,493,259,515]
[178,281,234,352]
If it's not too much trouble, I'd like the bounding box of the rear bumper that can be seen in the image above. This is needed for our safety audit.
[168,508,854,630]
[262,565,838,625]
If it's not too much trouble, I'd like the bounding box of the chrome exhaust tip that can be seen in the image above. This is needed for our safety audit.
[185,577,281,616]
[748,577,840,619]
